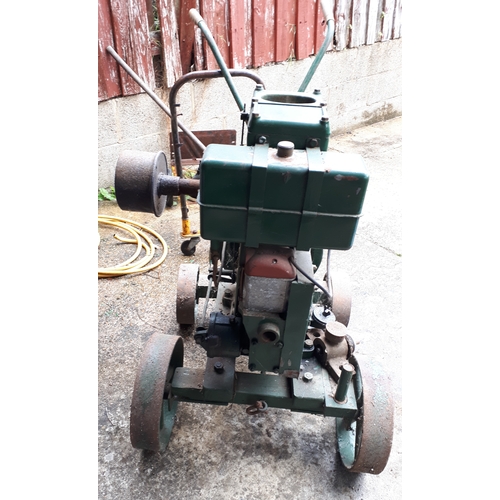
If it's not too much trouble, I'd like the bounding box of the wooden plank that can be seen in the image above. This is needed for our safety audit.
[366,0,381,44]
[228,0,246,68]
[314,0,328,56]
[179,0,198,74]
[144,0,155,29]
[194,25,205,70]
[243,0,253,68]
[98,0,121,101]
[392,0,402,38]
[349,0,368,48]
[157,0,183,87]
[275,0,297,63]
[109,0,155,95]
[381,0,395,41]
[252,0,275,67]
[296,0,316,59]
[200,0,231,71]
[334,0,352,51]
[169,130,237,165]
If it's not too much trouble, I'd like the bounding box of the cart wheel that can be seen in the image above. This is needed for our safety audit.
[181,239,196,256]
[330,270,352,327]
[176,264,199,325]
[336,354,394,474]
[130,333,184,452]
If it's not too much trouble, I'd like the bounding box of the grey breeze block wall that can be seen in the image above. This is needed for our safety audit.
[98,38,401,189]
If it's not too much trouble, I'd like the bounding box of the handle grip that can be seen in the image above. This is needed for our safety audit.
[320,0,334,22]
[189,8,203,25]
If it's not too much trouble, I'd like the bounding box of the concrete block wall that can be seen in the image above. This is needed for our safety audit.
[98,94,170,188]
[98,38,401,189]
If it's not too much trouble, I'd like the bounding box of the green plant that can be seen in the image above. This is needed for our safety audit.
[98,187,116,201]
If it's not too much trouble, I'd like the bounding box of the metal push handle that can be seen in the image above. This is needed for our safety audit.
[297,0,336,92]
[189,9,245,111]
[106,46,206,153]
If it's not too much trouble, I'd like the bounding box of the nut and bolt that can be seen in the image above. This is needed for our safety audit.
[214,362,225,374]
[303,372,314,382]
[277,140,294,158]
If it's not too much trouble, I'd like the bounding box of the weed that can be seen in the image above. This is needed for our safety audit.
[99,187,116,201]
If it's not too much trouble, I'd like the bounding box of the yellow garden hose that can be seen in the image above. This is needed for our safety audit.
[98,215,168,278]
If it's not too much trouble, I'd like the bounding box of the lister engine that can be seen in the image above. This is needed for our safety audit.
[112,4,393,477]
[193,138,368,379]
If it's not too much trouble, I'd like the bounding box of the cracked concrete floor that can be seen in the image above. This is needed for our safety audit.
[98,116,402,499]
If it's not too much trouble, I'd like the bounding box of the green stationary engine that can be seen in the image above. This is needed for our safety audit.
[112,1,394,477]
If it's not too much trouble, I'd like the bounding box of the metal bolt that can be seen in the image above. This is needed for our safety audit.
[303,372,314,382]
[276,341,284,348]
[257,136,267,144]
[224,289,233,297]
[214,362,224,374]
[277,140,294,158]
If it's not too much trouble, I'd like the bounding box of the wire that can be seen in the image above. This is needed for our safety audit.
[289,256,332,303]
[98,215,168,278]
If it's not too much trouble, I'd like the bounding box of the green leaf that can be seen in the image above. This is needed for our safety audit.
[98,187,116,201]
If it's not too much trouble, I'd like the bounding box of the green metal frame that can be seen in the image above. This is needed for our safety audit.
[170,355,358,418]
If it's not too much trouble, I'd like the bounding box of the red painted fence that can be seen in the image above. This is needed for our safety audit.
[98,0,402,101]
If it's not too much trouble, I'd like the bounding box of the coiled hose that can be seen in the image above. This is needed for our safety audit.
[98,215,168,278]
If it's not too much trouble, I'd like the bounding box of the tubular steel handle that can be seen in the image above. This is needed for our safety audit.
[106,46,206,153]
[188,9,245,111]
[297,1,335,92]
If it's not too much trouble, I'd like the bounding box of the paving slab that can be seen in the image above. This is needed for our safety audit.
[98,116,402,499]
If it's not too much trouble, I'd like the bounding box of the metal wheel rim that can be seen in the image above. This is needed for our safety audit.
[130,333,184,451]
[336,354,394,474]
[330,270,352,327]
[176,264,199,324]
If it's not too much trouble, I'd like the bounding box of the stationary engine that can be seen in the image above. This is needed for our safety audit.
[111,1,394,476]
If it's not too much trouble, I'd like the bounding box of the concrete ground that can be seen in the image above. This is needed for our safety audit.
[98,116,402,499]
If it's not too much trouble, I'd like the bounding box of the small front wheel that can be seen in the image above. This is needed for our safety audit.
[181,239,196,256]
